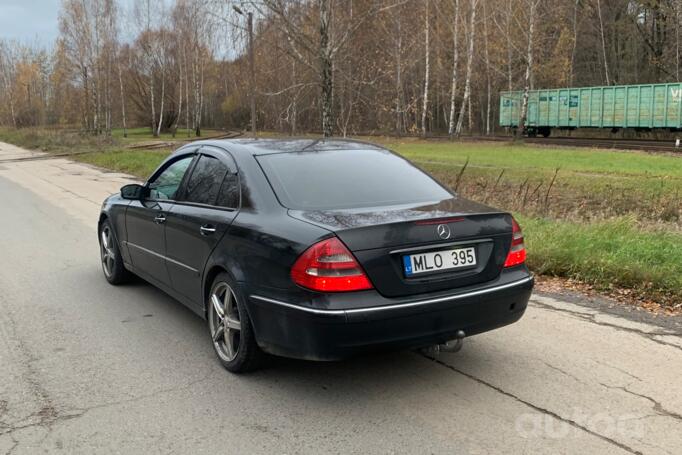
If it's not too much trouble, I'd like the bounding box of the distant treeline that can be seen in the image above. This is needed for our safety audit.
[0,0,680,137]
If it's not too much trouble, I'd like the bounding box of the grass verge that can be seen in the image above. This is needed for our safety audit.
[73,149,170,179]
[521,216,682,307]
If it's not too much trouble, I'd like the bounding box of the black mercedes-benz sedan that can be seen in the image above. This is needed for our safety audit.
[98,139,533,372]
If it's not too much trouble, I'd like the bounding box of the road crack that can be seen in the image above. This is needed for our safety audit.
[598,382,682,422]
[542,361,588,385]
[530,299,682,352]
[593,360,643,383]
[421,353,644,455]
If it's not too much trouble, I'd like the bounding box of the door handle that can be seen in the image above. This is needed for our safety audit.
[154,214,166,224]
[200,224,216,235]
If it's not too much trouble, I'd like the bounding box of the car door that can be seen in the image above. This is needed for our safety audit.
[164,147,240,304]
[125,153,196,287]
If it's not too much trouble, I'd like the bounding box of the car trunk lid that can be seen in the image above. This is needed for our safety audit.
[288,197,513,298]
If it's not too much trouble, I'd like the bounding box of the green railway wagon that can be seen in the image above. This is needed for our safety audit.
[499,83,682,136]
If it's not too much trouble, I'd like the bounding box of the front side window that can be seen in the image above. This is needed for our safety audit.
[149,155,194,200]
[182,155,229,205]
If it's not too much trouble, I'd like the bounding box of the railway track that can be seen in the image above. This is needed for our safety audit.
[455,134,682,153]
[523,136,682,153]
[124,130,243,151]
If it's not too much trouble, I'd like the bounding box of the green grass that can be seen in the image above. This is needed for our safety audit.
[521,216,682,303]
[74,149,170,178]
[388,139,682,177]
[0,127,118,154]
[378,138,682,225]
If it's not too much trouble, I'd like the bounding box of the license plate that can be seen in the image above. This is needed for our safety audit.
[403,247,477,276]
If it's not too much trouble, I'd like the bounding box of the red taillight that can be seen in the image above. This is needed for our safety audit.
[291,237,373,292]
[504,218,526,268]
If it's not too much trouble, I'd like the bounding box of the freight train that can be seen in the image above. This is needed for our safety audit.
[499,83,682,137]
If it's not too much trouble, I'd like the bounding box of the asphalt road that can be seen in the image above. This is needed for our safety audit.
[0,141,681,454]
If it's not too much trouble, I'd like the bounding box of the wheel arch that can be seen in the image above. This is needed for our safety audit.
[202,257,246,318]
[98,212,108,230]
[203,265,225,318]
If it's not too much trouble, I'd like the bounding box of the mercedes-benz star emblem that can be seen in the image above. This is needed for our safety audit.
[436,224,451,240]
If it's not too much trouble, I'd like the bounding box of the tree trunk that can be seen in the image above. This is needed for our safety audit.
[183,47,190,137]
[421,0,430,137]
[395,15,404,136]
[320,0,334,137]
[195,52,204,137]
[506,1,513,92]
[455,0,477,137]
[483,0,491,135]
[448,0,460,138]
[156,71,165,137]
[517,0,537,138]
[672,0,682,82]
[569,0,579,86]
[150,67,157,137]
[597,0,610,85]
[117,59,127,138]
[173,54,183,138]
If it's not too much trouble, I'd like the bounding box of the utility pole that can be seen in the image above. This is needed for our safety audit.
[234,5,256,136]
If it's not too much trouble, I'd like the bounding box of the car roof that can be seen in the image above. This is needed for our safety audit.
[183,137,385,156]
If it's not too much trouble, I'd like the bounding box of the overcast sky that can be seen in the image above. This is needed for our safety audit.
[0,0,62,46]
[0,0,147,48]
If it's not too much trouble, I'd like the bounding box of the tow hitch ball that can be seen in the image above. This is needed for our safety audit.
[421,330,466,357]
[438,330,466,353]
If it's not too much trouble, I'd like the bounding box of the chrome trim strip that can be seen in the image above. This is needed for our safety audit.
[124,241,199,273]
[250,276,533,316]
[389,238,491,255]
[250,295,346,316]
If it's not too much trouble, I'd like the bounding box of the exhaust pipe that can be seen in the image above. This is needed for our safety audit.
[438,330,466,353]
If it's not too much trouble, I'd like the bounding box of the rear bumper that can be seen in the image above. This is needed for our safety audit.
[247,274,534,361]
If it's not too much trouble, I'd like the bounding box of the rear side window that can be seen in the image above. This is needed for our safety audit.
[216,173,240,209]
[182,155,228,205]
[256,149,452,210]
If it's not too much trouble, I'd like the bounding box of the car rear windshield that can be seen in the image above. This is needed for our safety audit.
[256,149,452,210]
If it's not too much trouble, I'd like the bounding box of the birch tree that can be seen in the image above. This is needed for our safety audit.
[421,0,430,137]
[454,0,477,137]
[482,0,491,135]
[0,42,18,128]
[517,0,540,137]
[596,0,610,85]
[569,0,579,86]
[256,0,406,137]
[672,0,682,82]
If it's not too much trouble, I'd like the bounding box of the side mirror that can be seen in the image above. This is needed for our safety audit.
[120,184,146,200]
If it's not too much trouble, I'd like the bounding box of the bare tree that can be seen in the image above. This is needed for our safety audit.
[447,0,461,137]
[421,0,430,137]
[0,42,18,127]
[154,28,167,138]
[569,0,579,85]
[482,0,491,135]
[517,0,540,137]
[596,0,610,85]
[455,0,477,137]
[256,0,406,137]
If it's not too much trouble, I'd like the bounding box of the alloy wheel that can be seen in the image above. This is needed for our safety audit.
[208,282,242,362]
[100,226,115,278]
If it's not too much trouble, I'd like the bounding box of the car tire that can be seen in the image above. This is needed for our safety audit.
[99,219,131,285]
[207,272,264,373]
